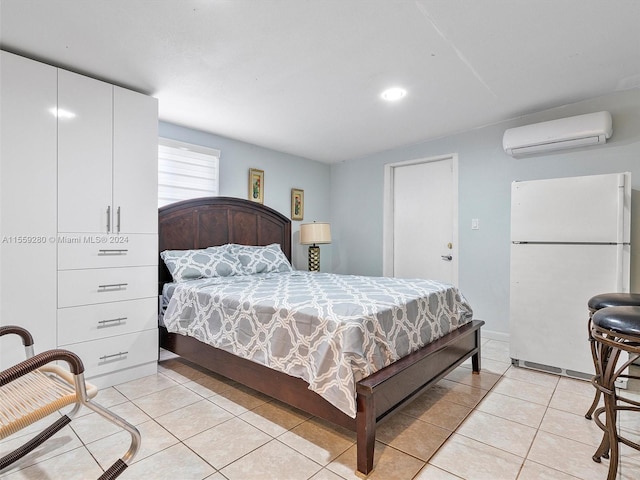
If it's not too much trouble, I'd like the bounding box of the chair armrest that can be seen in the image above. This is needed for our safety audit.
[0,348,85,387]
[0,325,34,347]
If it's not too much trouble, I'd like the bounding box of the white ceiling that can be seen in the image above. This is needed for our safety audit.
[1,1,639,163]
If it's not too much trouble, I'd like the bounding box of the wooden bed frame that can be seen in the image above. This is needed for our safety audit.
[158,196,484,474]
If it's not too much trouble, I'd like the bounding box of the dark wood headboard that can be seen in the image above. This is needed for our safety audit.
[158,196,292,289]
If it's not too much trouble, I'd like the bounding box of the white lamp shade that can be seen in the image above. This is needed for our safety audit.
[300,222,331,245]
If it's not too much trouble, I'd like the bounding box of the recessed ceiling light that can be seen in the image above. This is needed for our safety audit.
[380,87,407,101]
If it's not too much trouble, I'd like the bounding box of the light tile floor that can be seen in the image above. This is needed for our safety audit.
[2,338,640,479]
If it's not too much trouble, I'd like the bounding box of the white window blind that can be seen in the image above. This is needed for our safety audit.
[158,138,220,207]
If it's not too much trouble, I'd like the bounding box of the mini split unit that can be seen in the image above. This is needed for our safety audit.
[502,111,613,158]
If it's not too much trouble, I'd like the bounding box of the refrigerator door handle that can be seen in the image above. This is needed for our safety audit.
[616,243,624,292]
[617,172,625,245]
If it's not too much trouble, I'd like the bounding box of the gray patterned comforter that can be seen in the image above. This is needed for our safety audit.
[162,271,473,417]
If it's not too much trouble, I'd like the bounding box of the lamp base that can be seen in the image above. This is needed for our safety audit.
[308,245,320,272]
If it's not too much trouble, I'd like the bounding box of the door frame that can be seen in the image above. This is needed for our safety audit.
[382,154,459,285]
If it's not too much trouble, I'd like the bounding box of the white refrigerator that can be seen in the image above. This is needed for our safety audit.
[510,172,631,379]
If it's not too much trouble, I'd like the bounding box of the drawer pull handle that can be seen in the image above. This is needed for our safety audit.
[98,283,128,291]
[97,317,127,327]
[99,351,128,361]
[98,249,128,255]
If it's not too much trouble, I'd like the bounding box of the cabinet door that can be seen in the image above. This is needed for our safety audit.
[113,87,158,234]
[58,70,113,233]
[0,52,58,368]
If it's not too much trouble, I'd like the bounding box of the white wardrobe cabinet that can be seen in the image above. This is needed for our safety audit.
[57,70,158,235]
[55,68,159,388]
[1,51,159,386]
[0,51,58,369]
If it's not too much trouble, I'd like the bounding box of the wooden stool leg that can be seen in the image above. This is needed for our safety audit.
[591,341,613,462]
[591,408,610,462]
[586,320,602,419]
[591,339,621,478]
[604,391,619,480]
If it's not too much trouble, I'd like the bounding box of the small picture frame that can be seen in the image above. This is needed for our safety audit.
[291,188,304,220]
[248,168,264,204]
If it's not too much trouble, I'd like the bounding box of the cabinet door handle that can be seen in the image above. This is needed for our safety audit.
[117,206,121,233]
[98,283,128,291]
[99,351,128,361]
[106,206,111,233]
[98,249,128,255]
[97,317,127,327]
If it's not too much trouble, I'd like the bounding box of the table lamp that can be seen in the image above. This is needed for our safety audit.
[300,222,331,272]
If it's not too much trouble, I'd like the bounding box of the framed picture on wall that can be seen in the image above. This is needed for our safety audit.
[291,188,304,220]
[248,168,264,204]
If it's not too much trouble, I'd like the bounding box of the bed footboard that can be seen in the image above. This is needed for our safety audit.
[160,319,483,475]
[355,319,484,474]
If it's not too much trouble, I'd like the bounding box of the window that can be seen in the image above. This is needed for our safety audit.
[158,138,220,207]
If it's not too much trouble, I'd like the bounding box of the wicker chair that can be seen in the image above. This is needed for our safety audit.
[0,325,140,479]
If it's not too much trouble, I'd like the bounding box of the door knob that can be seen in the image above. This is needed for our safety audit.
[441,255,453,261]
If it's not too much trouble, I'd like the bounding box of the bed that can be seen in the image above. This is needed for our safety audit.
[158,196,484,474]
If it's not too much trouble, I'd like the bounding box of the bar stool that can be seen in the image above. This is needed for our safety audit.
[585,293,640,420]
[590,306,640,480]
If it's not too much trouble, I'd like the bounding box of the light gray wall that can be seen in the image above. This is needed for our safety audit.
[159,122,332,271]
[330,88,640,338]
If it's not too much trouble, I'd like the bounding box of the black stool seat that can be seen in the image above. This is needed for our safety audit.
[589,293,640,312]
[592,306,640,336]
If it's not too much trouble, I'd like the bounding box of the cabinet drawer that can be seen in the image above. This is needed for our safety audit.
[58,266,157,307]
[58,233,157,269]
[58,298,157,345]
[60,329,158,380]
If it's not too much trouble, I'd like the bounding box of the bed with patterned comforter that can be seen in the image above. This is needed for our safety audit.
[162,271,473,418]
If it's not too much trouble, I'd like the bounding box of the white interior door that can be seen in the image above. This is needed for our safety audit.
[384,156,458,285]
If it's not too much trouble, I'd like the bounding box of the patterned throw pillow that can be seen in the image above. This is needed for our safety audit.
[228,243,293,275]
[161,246,242,282]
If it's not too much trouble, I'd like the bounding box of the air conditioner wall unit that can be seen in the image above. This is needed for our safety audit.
[503,111,613,158]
